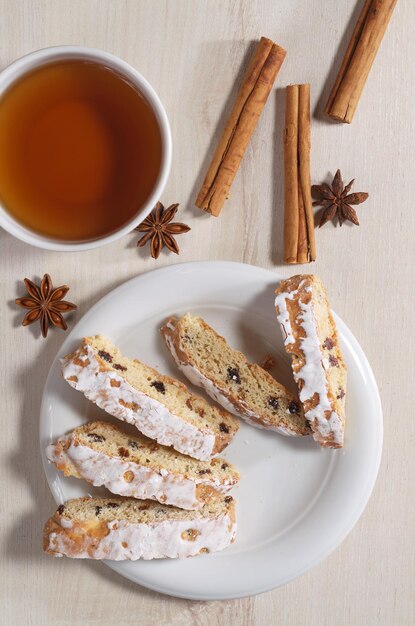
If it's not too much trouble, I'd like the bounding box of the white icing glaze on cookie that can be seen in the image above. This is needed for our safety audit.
[275,283,343,445]
[163,324,296,436]
[46,439,233,510]
[46,515,237,560]
[61,344,216,461]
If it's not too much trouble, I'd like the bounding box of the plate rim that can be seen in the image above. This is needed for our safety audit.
[39,260,383,600]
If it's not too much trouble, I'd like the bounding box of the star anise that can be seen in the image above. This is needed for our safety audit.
[15,274,77,338]
[135,202,190,259]
[312,170,368,227]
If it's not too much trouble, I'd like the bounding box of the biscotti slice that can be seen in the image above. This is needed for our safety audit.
[47,421,240,510]
[275,274,347,448]
[44,495,236,560]
[160,315,310,436]
[61,336,238,461]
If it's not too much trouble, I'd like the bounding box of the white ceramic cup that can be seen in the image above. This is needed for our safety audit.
[0,46,172,251]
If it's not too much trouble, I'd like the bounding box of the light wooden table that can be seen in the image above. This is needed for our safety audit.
[1,1,413,624]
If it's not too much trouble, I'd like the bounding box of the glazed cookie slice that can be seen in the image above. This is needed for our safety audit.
[275,274,347,448]
[43,495,237,560]
[47,420,239,510]
[160,314,309,436]
[61,336,239,461]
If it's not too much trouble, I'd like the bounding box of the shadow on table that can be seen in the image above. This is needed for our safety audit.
[181,39,257,221]
[3,255,144,564]
[84,560,190,604]
[270,87,286,266]
[313,0,366,121]
[4,326,69,563]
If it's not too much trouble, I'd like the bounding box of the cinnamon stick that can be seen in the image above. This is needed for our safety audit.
[298,84,316,261]
[196,37,286,217]
[284,85,299,263]
[325,0,398,123]
[284,84,316,264]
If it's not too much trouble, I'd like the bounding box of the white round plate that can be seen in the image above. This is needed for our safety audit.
[40,261,382,600]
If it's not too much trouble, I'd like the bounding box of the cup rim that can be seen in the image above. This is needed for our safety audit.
[0,45,172,252]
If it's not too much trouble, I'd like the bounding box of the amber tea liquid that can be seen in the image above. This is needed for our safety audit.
[0,60,162,240]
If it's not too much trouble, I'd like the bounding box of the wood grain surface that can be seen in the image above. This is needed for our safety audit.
[0,1,413,624]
